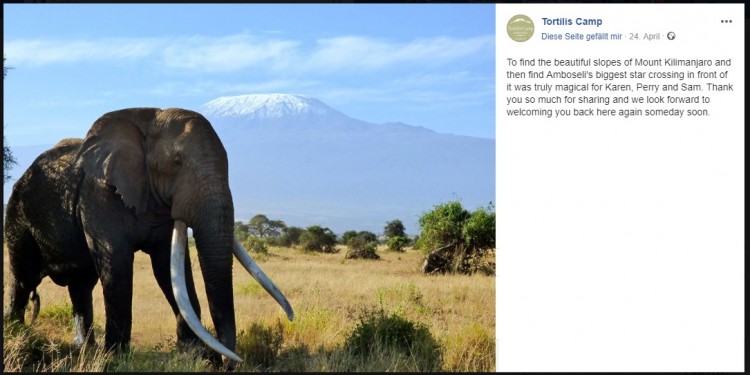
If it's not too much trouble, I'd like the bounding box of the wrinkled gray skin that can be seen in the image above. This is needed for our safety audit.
[4,108,248,368]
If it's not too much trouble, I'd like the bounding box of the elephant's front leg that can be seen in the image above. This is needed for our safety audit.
[94,245,136,351]
[67,269,99,347]
[147,242,205,350]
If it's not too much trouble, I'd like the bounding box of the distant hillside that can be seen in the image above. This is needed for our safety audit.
[3,94,495,235]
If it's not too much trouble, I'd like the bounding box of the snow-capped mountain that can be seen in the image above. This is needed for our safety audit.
[202,94,339,120]
[201,94,376,136]
[202,94,494,234]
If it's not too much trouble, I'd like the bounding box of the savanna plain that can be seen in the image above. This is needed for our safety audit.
[3,243,495,372]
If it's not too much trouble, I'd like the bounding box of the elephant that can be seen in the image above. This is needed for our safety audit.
[3,107,294,367]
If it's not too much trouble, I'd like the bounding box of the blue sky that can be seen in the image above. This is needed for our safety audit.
[3,4,495,147]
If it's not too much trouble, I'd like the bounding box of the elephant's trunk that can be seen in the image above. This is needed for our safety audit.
[170,221,242,362]
[193,222,239,366]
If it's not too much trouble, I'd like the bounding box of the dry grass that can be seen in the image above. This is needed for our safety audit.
[4,243,495,371]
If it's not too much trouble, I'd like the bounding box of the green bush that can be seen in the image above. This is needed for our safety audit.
[411,235,420,250]
[386,236,409,252]
[243,236,269,255]
[343,308,442,371]
[345,236,380,260]
[462,205,495,251]
[416,201,469,252]
[300,225,338,253]
[417,200,495,274]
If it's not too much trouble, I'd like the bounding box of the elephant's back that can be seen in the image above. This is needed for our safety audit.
[5,138,89,270]
[45,138,84,165]
[9,138,83,202]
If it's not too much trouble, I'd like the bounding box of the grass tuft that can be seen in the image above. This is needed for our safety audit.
[342,307,442,371]
[37,302,73,327]
[3,320,114,372]
[442,322,495,371]
[236,320,285,370]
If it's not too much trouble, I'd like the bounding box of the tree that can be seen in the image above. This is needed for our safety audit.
[3,57,11,78]
[357,231,377,244]
[268,220,286,236]
[341,230,377,245]
[277,226,304,247]
[234,221,250,242]
[3,56,17,183]
[417,200,495,275]
[300,225,338,253]
[384,219,406,239]
[247,214,286,238]
[3,136,16,184]
[237,215,288,248]
[341,230,359,245]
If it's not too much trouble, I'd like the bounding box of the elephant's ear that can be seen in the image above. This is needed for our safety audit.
[75,108,159,214]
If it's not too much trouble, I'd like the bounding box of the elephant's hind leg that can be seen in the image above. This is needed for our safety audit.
[4,228,43,323]
[4,278,36,323]
[68,268,99,347]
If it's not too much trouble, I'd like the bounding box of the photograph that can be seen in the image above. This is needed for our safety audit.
[3,3,496,372]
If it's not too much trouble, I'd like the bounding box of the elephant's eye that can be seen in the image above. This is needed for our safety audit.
[173,156,182,167]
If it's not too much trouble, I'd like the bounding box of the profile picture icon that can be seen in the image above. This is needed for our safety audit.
[507,14,534,42]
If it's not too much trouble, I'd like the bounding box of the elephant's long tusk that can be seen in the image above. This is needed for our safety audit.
[233,237,295,321]
[170,220,243,363]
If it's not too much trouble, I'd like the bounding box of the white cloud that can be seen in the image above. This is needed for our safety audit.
[4,38,161,65]
[160,34,299,72]
[100,79,321,100]
[306,35,494,72]
[4,33,493,73]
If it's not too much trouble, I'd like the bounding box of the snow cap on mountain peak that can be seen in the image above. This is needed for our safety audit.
[201,93,335,119]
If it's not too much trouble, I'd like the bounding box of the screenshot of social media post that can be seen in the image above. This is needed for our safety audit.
[496,3,743,372]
